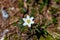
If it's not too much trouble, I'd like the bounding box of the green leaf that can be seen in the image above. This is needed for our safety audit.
[18,1,24,8]
[39,3,44,13]
[19,18,24,24]
[43,0,48,5]
[20,8,27,14]
[36,29,40,33]
[27,0,31,3]
[30,8,36,17]
[17,24,23,29]
[21,26,28,33]
[52,17,57,24]
[42,22,51,29]
[12,22,17,26]
[29,28,34,34]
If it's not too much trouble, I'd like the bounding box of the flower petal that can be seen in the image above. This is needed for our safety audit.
[23,23,27,26]
[27,15,30,19]
[31,21,34,24]
[23,15,34,27]
[30,17,34,20]
[23,18,26,21]
[28,24,31,27]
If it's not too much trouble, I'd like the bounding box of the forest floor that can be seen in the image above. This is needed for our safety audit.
[0,0,60,40]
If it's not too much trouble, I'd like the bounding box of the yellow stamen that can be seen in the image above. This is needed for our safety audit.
[27,19,30,23]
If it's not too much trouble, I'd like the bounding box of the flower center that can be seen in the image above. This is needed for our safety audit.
[27,19,30,23]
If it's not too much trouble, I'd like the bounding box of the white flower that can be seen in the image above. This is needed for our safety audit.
[23,15,34,27]
[2,10,9,19]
